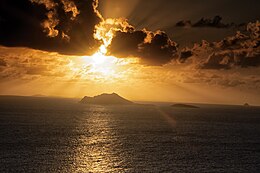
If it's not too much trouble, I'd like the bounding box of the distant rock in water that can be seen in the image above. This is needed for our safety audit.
[80,93,133,105]
[244,103,250,107]
[172,103,199,108]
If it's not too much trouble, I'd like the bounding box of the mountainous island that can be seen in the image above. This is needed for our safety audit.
[79,93,134,105]
[172,103,199,108]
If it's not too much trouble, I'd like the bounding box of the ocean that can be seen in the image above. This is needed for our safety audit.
[0,96,259,172]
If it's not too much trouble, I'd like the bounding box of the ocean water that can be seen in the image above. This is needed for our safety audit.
[0,96,259,172]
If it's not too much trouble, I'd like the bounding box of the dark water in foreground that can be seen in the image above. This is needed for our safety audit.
[0,96,259,172]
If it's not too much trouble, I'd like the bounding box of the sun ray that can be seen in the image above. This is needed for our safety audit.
[78,18,138,80]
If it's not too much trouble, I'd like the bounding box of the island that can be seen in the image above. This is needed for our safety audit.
[244,103,250,107]
[171,103,199,108]
[79,93,134,105]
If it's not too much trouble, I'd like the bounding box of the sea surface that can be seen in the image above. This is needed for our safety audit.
[0,96,259,172]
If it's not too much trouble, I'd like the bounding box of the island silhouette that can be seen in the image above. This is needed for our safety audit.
[172,103,199,108]
[80,93,134,105]
[244,103,250,107]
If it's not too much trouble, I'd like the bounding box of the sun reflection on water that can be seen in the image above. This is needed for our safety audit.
[71,106,127,172]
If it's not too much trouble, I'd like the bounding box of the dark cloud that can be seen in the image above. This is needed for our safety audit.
[175,20,192,28]
[193,16,231,28]
[236,51,260,68]
[179,49,193,63]
[138,31,178,65]
[175,16,239,29]
[0,0,179,65]
[201,52,232,69]
[108,30,147,58]
[0,0,102,55]
[0,0,259,69]
[201,35,260,69]
[179,21,260,69]
[201,50,260,70]
[108,30,178,65]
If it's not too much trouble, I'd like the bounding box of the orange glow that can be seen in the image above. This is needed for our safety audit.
[94,18,133,51]
[76,18,138,80]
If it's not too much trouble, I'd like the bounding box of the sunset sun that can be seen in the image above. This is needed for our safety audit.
[82,53,118,77]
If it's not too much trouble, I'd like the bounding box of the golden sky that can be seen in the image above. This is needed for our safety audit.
[0,0,260,105]
[1,45,259,105]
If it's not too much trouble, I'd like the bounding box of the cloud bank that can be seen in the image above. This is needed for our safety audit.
[180,21,260,69]
[108,30,178,65]
[0,0,179,65]
[0,1,259,68]
[0,0,101,55]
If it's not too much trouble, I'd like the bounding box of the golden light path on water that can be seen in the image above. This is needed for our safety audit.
[71,106,128,172]
[68,105,177,172]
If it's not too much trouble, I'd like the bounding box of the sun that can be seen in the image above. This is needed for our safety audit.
[77,18,139,80]
[82,36,119,77]
[85,52,118,76]
[81,19,123,78]
[80,51,138,81]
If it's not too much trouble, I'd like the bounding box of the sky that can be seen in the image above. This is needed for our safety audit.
[0,0,259,105]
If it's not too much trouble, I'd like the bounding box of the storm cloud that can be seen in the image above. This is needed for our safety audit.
[0,0,102,55]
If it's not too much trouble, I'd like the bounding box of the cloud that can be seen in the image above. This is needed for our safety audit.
[0,46,73,80]
[180,21,260,69]
[108,30,147,57]
[60,0,80,19]
[0,1,258,69]
[108,29,178,65]
[193,16,231,28]
[0,45,139,83]
[175,20,192,28]
[175,16,241,29]
[0,0,178,65]
[179,49,193,63]
[0,0,101,55]
[200,52,231,69]
[217,79,246,87]
[178,70,260,89]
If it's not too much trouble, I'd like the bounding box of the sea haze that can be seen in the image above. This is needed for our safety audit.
[0,96,259,172]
